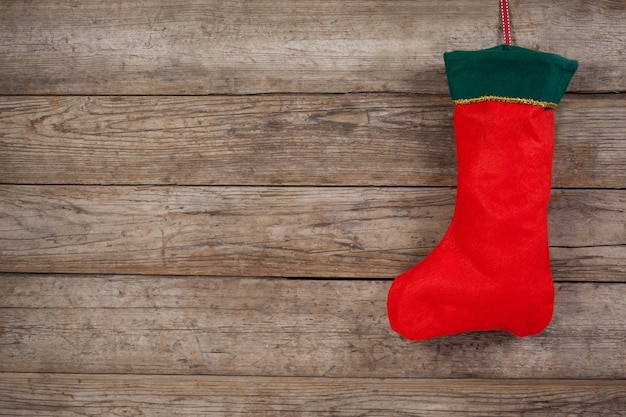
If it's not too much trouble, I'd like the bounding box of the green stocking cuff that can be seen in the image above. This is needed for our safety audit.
[444,45,578,108]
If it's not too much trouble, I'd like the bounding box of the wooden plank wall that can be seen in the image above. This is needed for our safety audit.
[1,0,625,415]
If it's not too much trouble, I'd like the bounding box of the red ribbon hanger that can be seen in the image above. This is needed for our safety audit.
[500,0,512,45]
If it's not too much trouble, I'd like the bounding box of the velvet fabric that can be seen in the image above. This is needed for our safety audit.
[387,46,578,341]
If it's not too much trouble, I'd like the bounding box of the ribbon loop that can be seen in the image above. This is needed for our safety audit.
[500,0,512,45]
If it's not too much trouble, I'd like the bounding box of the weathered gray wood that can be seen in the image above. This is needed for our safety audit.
[0,94,456,186]
[0,276,624,378]
[0,0,622,94]
[0,0,622,411]
[0,95,623,188]
[0,186,624,279]
[0,373,624,416]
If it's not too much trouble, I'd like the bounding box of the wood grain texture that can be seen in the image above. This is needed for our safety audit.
[0,276,624,378]
[0,186,624,279]
[1,0,624,412]
[0,94,456,186]
[0,0,623,94]
[0,374,624,416]
[0,95,624,188]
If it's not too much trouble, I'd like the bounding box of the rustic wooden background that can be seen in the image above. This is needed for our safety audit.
[1,0,625,415]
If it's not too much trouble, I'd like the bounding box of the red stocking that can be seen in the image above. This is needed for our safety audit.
[387,45,578,340]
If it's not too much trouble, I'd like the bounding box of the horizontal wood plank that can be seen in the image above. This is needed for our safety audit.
[0,94,456,186]
[0,0,623,94]
[0,373,624,416]
[0,95,624,188]
[0,276,624,378]
[0,186,624,279]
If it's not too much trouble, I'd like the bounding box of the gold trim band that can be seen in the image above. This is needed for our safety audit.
[453,95,558,109]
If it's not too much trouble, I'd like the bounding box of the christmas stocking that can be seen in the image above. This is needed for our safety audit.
[387,45,578,340]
